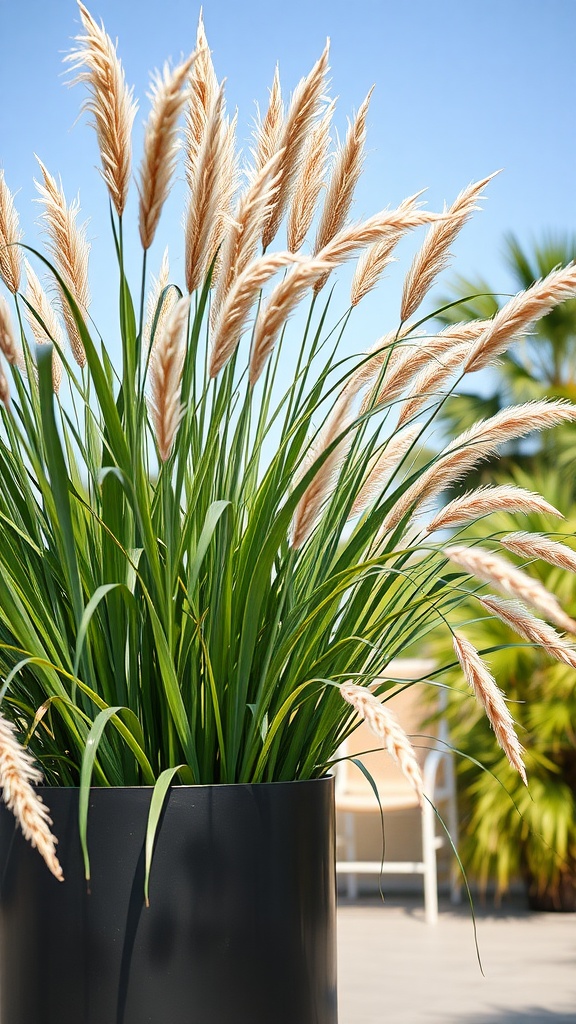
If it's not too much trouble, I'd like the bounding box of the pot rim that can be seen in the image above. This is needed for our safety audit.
[33,774,335,793]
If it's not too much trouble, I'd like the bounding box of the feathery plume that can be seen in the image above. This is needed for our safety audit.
[0,170,22,293]
[446,544,576,633]
[400,173,497,322]
[209,251,300,378]
[315,202,441,267]
[262,42,330,249]
[465,263,576,373]
[361,330,468,416]
[252,202,440,386]
[290,392,355,549]
[0,362,10,409]
[23,263,64,392]
[348,425,420,519]
[382,400,576,533]
[0,712,63,879]
[144,248,177,352]
[66,2,137,217]
[0,293,20,366]
[340,683,423,803]
[396,342,470,426]
[148,296,190,461]
[501,533,576,575]
[287,99,335,253]
[184,10,219,187]
[252,65,284,175]
[350,191,427,306]
[35,160,91,367]
[479,595,576,670]
[185,83,228,293]
[250,254,333,385]
[212,152,284,324]
[312,88,373,290]
[203,111,240,289]
[452,634,526,783]
[139,54,196,250]
[425,485,563,534]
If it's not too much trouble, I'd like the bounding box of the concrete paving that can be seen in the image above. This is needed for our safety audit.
[337,894,576,1024]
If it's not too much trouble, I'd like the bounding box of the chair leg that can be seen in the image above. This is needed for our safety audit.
[421,799,438,925]
[445,758,462,905]
[344,812,358,900]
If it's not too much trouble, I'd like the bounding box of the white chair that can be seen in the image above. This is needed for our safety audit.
[335,659,460,924]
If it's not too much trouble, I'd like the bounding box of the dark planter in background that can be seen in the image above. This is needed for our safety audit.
[0,777,338,1024]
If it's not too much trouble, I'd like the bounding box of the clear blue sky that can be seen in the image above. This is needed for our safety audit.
[1,0,575,351]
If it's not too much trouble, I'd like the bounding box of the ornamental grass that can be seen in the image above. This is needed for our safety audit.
[1,3,576,880]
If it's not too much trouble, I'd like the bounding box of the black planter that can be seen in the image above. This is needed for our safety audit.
[0,777,338,1024]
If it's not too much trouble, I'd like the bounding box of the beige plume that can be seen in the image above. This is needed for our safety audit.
[0,170,22,294]
[0,294,20,366]
[252,202,440,386]
[348,426,420,519]
[425,485,563,535]
[209,251,300,378]
[479,595,576,670]
[382,400,576,533]
[288,99,335,253]
[290,392,355,549]
[252,65,284,175]
[148,296,190,461]
[350,192,427,307]
[401,173,497,322]
[396,342,470,426]
[35,160,91,368]
[312,88,373,290]
[340,683,423,804]
[212,152,284,325]
[185,83,228,293]
[66,2,137,217]
[501,533,576,575]
[0,711,63,879]
[452,634,526,783]
[139,54,197,250]
[465,263,576,373]
[446,544,576,633]
[250,254,333,385]
[262,42,330,250]
[0,363,10,409]
[184,10,219,187]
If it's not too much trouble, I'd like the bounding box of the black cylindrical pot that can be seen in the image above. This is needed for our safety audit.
[0,778,338,1024]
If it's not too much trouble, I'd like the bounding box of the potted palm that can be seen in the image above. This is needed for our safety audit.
[2,4,576,1021]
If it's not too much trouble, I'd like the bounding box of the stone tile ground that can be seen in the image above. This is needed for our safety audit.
[337,894,576,1024]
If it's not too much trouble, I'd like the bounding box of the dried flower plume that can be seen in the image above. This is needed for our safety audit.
[66,2,137,217]
[0,170,22,293]
[0,712,63,879]
[139,54,196,250]
[446,544,576,634]
[35,159,91,367]
[340,683,424,803]
[148,296,190,461]
[262,42,330,250]
[452,634,526,783]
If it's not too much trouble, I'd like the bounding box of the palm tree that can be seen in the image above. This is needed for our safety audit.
[433,234,576,909]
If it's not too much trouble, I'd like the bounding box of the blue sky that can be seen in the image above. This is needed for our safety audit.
[1,0,575,354]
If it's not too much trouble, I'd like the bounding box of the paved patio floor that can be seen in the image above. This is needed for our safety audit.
[337,893,576,1023]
